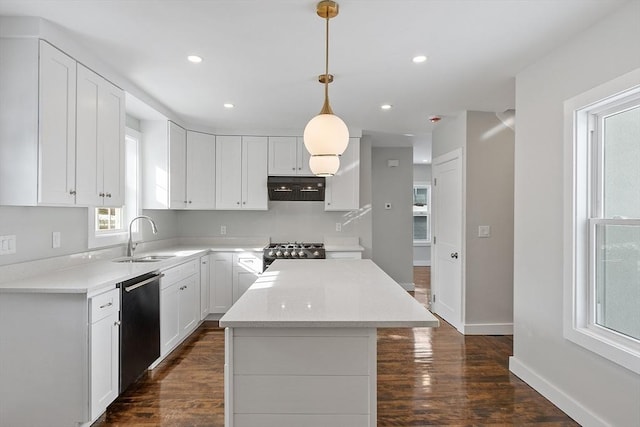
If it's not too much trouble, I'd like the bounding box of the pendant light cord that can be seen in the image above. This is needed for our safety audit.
[325,14,329,103]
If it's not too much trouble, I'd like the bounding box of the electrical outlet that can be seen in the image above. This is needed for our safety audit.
[220,225,227,235]
[52,231,61,248]
[336,222,342,232]
[0,235,16,255]
[478,225,491,238]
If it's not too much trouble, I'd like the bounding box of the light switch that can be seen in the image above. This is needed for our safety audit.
[52,231,61,248]
[478,225,491,238]
[0,235,16,255]
[220,225,227,235]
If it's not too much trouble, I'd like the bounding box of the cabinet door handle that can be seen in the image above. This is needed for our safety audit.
[114,320,121,326]
[292,167,295,170]
[189,200,192,204]
[99,302,113,309]
[69,189,76,195]
[236,202,240,205]
[106,193,112,198]
[99,192,105,197]
[242,201,246,205]
[450,252,459,259]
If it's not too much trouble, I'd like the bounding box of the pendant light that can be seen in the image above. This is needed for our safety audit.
[303,0,349,177]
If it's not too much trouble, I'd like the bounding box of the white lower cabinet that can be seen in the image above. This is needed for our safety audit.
[200,255,210,320]
[160,259,200,358]
[209,252,263,313]
[232,252,263,304]
[210,252,233,314]
[89,288,120,421]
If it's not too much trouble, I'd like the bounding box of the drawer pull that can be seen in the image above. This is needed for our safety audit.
[99,302,113,309]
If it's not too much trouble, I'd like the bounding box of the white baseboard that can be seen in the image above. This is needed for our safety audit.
[413,260,431,267]
[400,282,415,291]
[463,323,513,335]
[509,357,608,427]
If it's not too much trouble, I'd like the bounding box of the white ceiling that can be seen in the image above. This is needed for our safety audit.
[0,0,626,163]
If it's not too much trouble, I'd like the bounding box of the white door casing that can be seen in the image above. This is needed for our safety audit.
[432,148,464,332]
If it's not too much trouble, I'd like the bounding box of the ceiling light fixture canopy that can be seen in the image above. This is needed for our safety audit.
[304,0,349,177]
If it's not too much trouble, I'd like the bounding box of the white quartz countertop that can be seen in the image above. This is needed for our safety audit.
[0,240,268,294]
[219,259,439,328]
[0,247,210,294]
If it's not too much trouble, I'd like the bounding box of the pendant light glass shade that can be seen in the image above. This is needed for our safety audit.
[309,154,340,176]
[303,113,349,156]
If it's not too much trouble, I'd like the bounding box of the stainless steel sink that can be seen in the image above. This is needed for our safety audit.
[113,255,174,263]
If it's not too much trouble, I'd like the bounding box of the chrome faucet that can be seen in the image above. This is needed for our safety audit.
[126,215,159,258]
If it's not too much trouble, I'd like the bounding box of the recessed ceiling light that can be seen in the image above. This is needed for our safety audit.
[412,55,427,63]
[381,104,392,110]
[422,159,429,163]
[187,55,203,63]
[223,103,234,109]
[403,133,414,137]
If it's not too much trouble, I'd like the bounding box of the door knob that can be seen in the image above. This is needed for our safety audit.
[450,252,459,259]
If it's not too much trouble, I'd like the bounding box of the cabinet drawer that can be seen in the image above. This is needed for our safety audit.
[161,259,199,289]
[233,253,263,275]
[90,288,120,324]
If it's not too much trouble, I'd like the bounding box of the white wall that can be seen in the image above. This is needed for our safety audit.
[511,1,640,426]
[0,205,179,266]
[371,147,414,288]
[432,110,515,333]
[465,111,514,327]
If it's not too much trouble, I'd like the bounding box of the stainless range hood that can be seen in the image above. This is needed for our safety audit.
[267,176,326,201]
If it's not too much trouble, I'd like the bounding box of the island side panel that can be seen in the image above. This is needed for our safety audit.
[0,292,88,427]
[225,327,377,427]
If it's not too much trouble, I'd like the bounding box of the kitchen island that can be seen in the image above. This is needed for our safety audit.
[219,259,439,427]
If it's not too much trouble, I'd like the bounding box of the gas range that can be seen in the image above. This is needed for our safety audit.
[263,242,326,269]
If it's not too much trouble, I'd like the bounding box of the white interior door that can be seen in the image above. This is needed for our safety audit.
[432,149,463,332]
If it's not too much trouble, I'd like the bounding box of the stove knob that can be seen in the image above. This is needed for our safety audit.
[291,251,298,257]
[284,250,290,257]
[298,251,306,258]
[313,251,320,257]
[268,250,275,257]
[276,250,282,257]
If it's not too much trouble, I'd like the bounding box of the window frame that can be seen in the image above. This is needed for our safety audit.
[563,68,640,374]
[87,127,141,249]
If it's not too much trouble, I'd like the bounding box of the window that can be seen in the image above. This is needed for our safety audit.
[96,207,122,231]
[87,128,141,248]
[564,69,640,374]
[413,184,431,244]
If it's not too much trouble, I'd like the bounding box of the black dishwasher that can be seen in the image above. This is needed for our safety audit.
[118,272,162,393]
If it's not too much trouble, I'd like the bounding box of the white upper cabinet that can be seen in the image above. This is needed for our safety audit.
[325,137,360,211]
[142,121,185,209]
[0,39,124,207]
[76,63,125,207]
[169,123,187,208]
[185,131,216,209]
[38,41,77,205]
[142,123,216,210]
[268,136,312,176]
[216,136,268,210]
[0,39,77,205]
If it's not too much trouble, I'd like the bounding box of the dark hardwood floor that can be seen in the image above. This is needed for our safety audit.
[93,267,579,426]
